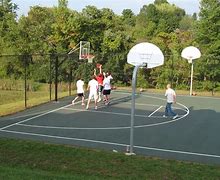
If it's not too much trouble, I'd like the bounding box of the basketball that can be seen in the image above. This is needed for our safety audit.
[96,63,102,69]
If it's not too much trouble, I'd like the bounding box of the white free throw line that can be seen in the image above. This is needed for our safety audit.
[148,106,163,117]
[0,103,73,130]
[63,107,148,118]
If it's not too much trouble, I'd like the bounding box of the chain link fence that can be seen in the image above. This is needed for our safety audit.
[0,53,92,115]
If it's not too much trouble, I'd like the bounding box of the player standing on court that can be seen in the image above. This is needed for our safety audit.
[86,75,99,110]
[103,72,113,105]
[164,84,178,119]
[72,78,85,106]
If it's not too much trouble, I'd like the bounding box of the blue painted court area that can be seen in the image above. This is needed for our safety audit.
[0,91,220,165]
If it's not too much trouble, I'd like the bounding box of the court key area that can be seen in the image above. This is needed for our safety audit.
[1,91,220,165]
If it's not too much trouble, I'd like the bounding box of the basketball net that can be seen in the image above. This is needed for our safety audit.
[138,53,152,67]
[87,54,95,63]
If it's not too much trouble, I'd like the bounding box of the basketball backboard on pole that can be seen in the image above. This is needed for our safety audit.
[127,42,164,155]
[127,42,164,68]
[68,41,93,63]
[181,46,201,96]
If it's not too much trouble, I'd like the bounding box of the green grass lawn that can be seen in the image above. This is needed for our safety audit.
[0,79,75,116]
[0,90,71,116]
[0,138,220,179]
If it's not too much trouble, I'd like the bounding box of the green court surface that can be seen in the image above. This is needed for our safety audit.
[0,90,220,165]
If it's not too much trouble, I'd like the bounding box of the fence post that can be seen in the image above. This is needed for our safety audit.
[69,66,72,96]
[49,54,52,101]
[24,55,27,108]
[55,55,58,102]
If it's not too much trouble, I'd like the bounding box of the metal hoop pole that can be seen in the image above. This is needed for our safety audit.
[190,61,194,96]
[130,64,143,155]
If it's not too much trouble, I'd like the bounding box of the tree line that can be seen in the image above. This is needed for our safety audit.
[0,0,220,92]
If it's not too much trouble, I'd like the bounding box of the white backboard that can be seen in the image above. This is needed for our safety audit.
[181,46,201,61]
[127,42,164,68]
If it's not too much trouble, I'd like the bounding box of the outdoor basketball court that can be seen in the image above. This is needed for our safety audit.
[1,41,220,165]
[0,90,220,165]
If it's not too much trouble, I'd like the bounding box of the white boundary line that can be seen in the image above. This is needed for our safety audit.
[0,95,126,130]
[148,106,163,117]
[2,92,212,160]
[135,145,220,159]
[1,91,189,130]
[110,101,186,111]
[16,105,188,130]
[5,102,184,121]
[6,100,82,120]
[0,96,124,130]
[1,91,219,161]
[63,107,148,118]
[118,102,160,107]
[0,103,73,130]
[1,129,220,159]
[115,91,188,110]
[115,90,220,100]
[16,114,185,130]
[7,110,51,120]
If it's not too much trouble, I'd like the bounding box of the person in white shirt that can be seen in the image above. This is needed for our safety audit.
[164,84,178,119]
[86,75,99,110]
[103,72,113,105]
[72,78,85,106]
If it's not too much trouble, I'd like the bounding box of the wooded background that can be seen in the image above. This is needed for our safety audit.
[1,0,220,93]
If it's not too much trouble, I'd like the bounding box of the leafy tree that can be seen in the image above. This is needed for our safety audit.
[154,2,185,33]
[0,0,18,54]
[49,2,73,53]
[0,0,17,15]
[58,0,68,8]
[134,1,185,40]
[196,0,220,92]
[121,9,135,26]
[17,6,55,53]
[154,0,168,5]
[179,15,196,31]
[134,4,158,40]
[0,0,21,80]
[1,0,219,93]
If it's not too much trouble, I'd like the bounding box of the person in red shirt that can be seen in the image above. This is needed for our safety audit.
[94,64,104,102]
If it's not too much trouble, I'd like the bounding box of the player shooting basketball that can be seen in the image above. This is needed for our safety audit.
[94,64,104,102]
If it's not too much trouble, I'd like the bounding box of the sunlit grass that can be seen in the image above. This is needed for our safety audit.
[0,90,72,116]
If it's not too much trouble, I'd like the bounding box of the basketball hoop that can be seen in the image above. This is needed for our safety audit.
[181,46,201,96]
[80,54,87,59]
[79,41,90,60]
[87,54,95,63]
[127,42,164,68]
